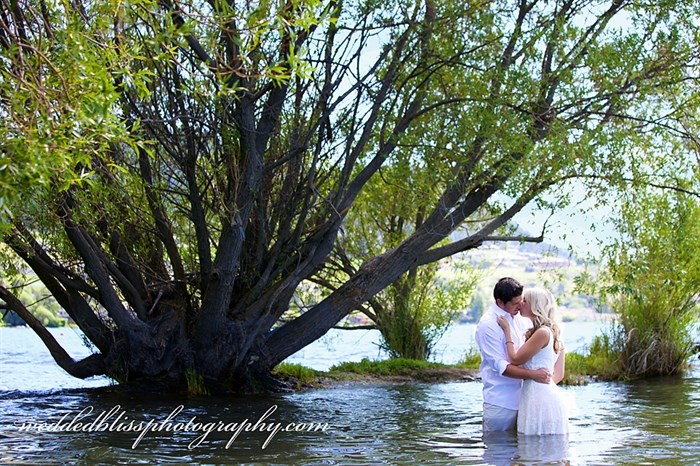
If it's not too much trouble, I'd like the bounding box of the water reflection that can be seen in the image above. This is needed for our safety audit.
[515,434,570,465]
[610,373,700,464]
[480,431,519,465]
[437,429,573,466]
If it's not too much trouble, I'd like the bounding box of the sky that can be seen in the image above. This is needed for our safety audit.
[508,181,617,260]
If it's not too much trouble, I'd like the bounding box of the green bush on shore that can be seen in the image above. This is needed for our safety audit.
[272,363,322,386]
[576,189,700,379]
[456,348,592,385]
[455,347,481,370]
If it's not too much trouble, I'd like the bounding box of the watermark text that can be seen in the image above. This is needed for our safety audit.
[15,404,330,449]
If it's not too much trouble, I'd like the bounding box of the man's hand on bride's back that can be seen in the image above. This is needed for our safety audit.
[530,367,552,384]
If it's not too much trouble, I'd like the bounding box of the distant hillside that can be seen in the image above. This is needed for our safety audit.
[449,235,608,323]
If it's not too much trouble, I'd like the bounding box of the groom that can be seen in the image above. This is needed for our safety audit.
[475,277,551,431]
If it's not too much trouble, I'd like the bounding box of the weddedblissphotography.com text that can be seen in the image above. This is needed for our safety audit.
[14,404,331,450]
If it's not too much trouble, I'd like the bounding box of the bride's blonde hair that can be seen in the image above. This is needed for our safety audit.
[523,287,563,353]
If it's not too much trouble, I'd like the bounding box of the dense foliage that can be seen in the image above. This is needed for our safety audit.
[314,163,479,360]
[1,0,698,391]
[582,188,700,379]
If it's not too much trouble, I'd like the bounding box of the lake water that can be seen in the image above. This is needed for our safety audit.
[1,322,699,465]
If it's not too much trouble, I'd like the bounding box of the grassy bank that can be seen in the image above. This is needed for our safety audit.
[272,358,479,390]
[272,352,593,390]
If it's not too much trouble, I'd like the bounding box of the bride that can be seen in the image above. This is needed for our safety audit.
[497,287,569,435]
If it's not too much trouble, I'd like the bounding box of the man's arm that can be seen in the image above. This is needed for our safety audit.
[503,364,551,384]
[475,317,511,376]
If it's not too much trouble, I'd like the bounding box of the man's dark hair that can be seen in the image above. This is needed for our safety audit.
[493,277,523,303]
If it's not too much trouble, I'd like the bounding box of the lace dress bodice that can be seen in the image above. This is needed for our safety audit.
[521,327,557,372]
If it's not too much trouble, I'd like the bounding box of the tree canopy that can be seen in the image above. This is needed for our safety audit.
[1,0,698,392]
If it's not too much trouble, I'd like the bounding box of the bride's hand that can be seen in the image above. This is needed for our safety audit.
[497,315,510,333]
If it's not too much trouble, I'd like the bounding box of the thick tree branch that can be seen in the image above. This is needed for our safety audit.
[137,147,187,284]
[61,205,145,330]
[0,284,107,379]
[5,227,112,352]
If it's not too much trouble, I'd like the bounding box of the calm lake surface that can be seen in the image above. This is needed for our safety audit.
[1,322,699,465]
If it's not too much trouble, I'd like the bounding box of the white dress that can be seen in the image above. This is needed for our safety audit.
[517,327,569,435]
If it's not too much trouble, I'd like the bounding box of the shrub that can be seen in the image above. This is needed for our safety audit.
[580,189,700,379]
[455,347,481,370]
[272,363,320,385]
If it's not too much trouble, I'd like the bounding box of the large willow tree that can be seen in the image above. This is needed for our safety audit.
[1,0,698,392]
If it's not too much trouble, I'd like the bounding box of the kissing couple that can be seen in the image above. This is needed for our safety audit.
[475,277,570,435]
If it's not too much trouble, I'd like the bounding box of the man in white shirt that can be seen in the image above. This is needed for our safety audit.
[475,277,551,431]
